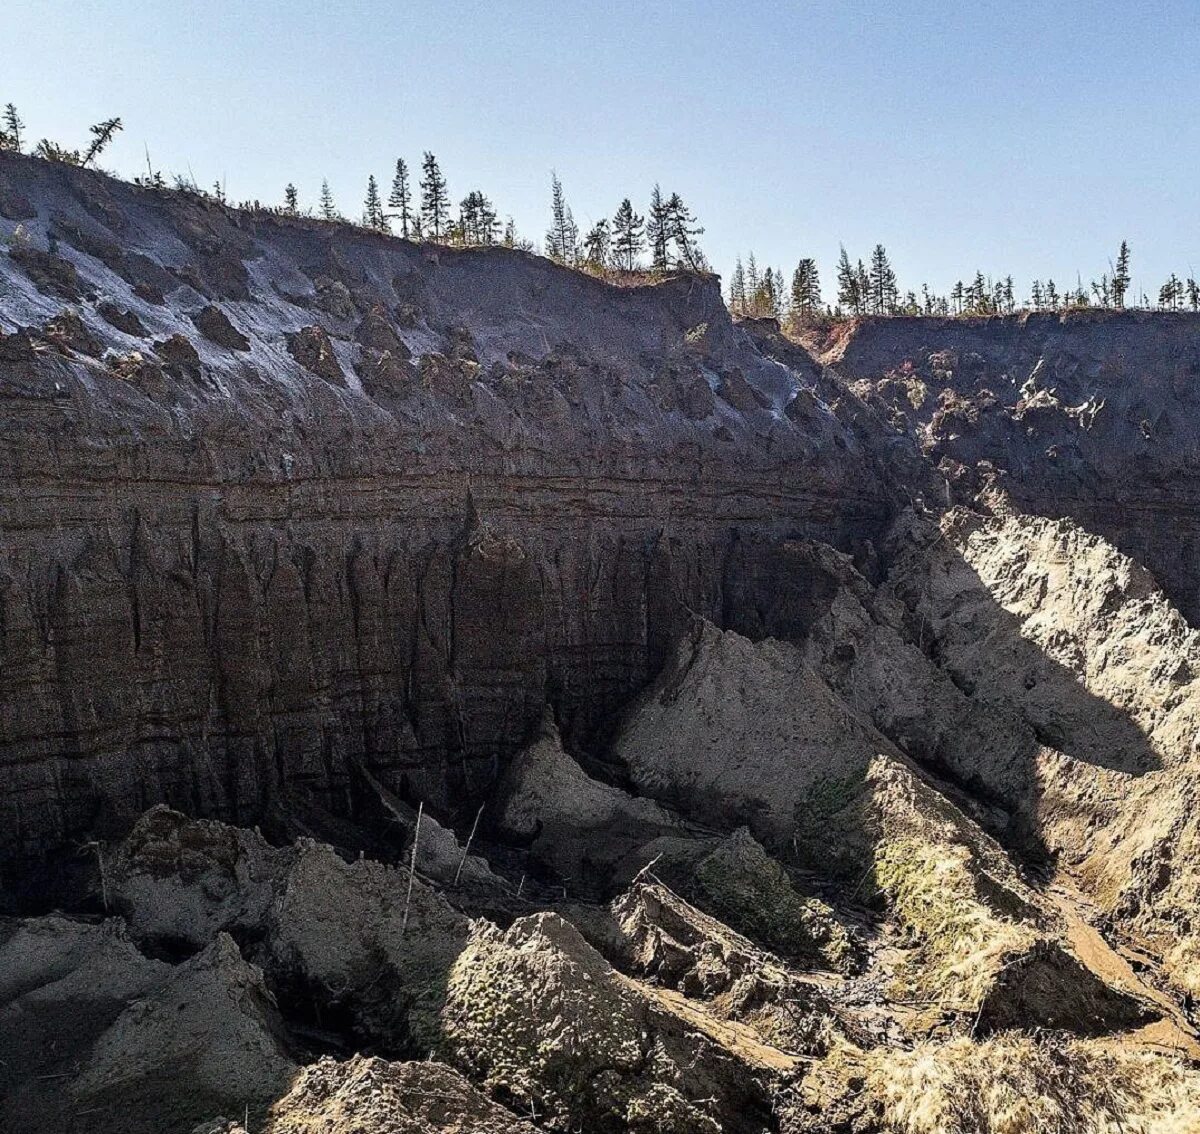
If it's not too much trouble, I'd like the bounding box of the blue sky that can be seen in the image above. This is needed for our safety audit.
[6,0,1199,303]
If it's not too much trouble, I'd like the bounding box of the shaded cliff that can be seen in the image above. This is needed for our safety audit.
[805,311,1200,620]
[0,153,902,862]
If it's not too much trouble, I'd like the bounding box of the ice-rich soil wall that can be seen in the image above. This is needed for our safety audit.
[0,153,904,862]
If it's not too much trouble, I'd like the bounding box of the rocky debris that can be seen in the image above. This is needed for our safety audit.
[193,303,250,351]
[782,1032,1200,1134]
[412,806,505,892]
[286,324,345,383]
[96,299,147,336]
[267,840,469,1049]
[612,618,893,845]
[71,933,297,1133]
[312,275,357,320]
[419,350,475,401]
[610,880,838,1055]
[886,506,1200,997]
[107,805,292,951]
[40,307,104,356]
[355,304,411,357]
[440,911,777,1133]
[355,343,417,397]
[262,1055,537,1134]
[829,755,1154,1034]
[154,331,203,379]
[0,916,171,1133]
[107,808,470,1050]
[8,241,84,299]
[106,348,167,393]
[495,714,688,893]
[688,829,860,971]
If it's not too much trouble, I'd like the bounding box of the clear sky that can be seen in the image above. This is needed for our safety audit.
[6,0,1200,303]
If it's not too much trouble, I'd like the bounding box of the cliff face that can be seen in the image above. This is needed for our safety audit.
[807,311,1200,620]
[0,154,898,862]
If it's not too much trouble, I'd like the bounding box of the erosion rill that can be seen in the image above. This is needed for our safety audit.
[3,151,1200,1133]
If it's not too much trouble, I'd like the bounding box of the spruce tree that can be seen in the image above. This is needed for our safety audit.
[583,219,610,269]
[363,175,388,232]
[1031,280,1043,309]
[836,247,861,314]
[1046,279,1059,309]
[1188,278,1200,311]
[664,193,705,271]
[611,198,644,271]
[420,152,449,240]
[544,172,579,263]
[1,103,23,152]
[319,179,338,221]
[647,185,670,272]
[389,158,412,238]
[1112,241,1131,309]
[730,258,747,314]
[790,258,821,319]
[284,183,299,215]
[868,244,897,315]
[459,190,498,245]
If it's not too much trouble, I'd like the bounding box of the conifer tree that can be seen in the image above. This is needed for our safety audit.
[951,280,964,314]
[1188,278,1200,311]
[1045,279,1059,309]
[790,258,821,319]
[544,172,579,263]
[664,193,705,271]
[389,158,412,238]
[420,151,449,240]
[81,117,122,167]
[1,103,23,152]
[747,253,761,299]
[459,190,498,244]
[319,179,338,221]
[1112,241,1131,309]
[583,219,610,269]
[611,198,644,271]
[647,185,670,272]
[730,258,747,313]
[283,183,299,215]
[868,244,897,314]
[1031,280,1044,309]
[836,247,861,314]
[363,175,388,231]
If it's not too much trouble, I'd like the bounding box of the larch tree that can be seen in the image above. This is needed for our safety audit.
[420,151,449,240]
[389,158,413,238]
[459,190,498,245]
[611,198,644,271]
